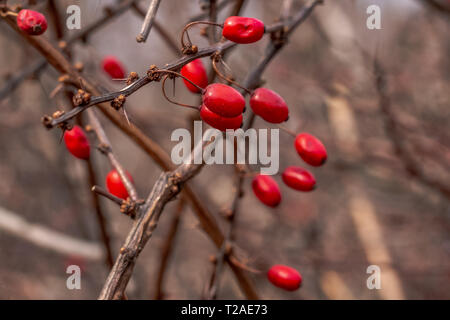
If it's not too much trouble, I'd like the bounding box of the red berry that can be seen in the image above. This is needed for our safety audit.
[16,9,47,36]
[64,125,90,160]
[200,104,243,132]
[282,166,316,191]
[294,133,327,166]
[222,16,265,44]
[250,88,289,123]
[102,56,126,79]
[180,59,208,93]
[267,265,302,291]
[252,174,281,207]
[202,83,245,118]
[106,169,134,200]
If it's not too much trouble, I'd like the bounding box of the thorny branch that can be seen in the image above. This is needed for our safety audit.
[41,12,313,129]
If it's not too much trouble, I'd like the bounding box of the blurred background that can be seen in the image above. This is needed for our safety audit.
[0,0,449,299]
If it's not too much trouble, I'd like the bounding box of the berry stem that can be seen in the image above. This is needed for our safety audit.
[181,20,224,49]
[277,124,297,138]
[161,75,200,110]
[211,55,252,95]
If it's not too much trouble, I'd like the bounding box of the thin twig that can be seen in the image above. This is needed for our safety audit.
[87,108,139,202]
[208,0,218,44]
[92,185,124,206]
[153,198,185,299]
[189,0,233,22]
[136,0,162,43]
[131,2,179,54]
[0,206,104,261]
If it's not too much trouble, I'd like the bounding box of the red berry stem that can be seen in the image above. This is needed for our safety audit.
[180,20,224,50]
[159,69,206,92]
[211,55,252,95]
[161,74,201,110]
[276,124,297,137]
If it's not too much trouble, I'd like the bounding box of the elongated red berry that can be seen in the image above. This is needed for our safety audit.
[200,104,243,132]
[267,265,302,291]
[106,169,134,200]
[250,88,289,123]
[295,133,327,166]
[202,83,245,118]
[102,56,126,79]
[222,16,265,44]
[282,166,316,191]
[252,174,281,207]
[64,125,90,160]
[16,9,47,36]
[180,59,208,93]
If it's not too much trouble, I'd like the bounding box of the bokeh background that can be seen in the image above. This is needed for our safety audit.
[0,0,449,299]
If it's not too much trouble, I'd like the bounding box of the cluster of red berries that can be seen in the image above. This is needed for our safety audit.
[252,133,327,207]
[180,16,312,291]
[63,126,133,200]
[177,17,290,131]
[58,14,317,294]
[16,9,48,36]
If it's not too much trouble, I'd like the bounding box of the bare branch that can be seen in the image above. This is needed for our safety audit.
[87,108,139,202]
[373,57,450,199]
[0,206,104,261]
[136,0,162,43]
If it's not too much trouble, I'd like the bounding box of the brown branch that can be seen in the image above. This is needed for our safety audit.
[87,108,139,202]
[206,166,245,299]
[43,41,237,129]
[99,138,215,299]
[208,0,218,44]
[85,151,115,268]
[0,59,47,101]
[153,198,185,300]
[189,0,234,22]
[47,0,64,39]
[92,185,124,206]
